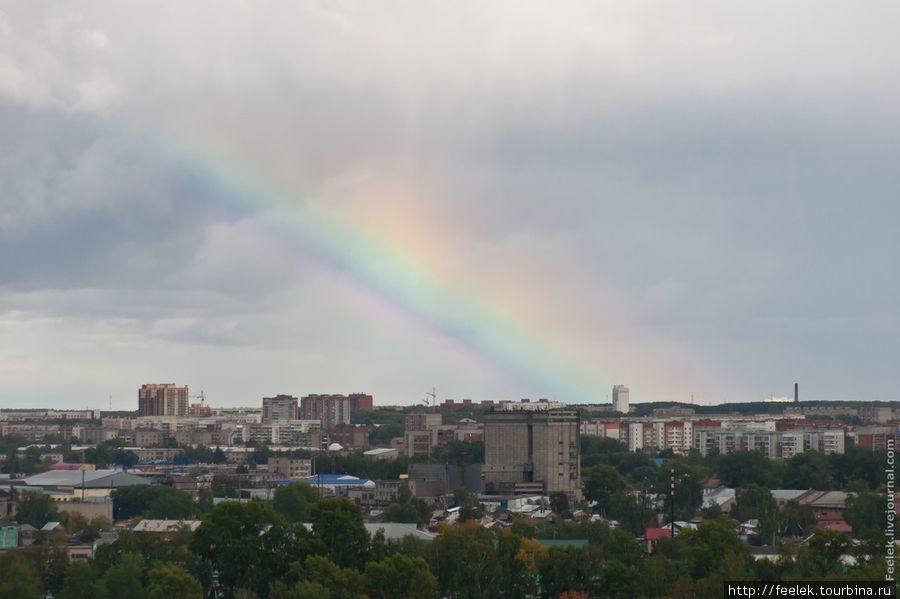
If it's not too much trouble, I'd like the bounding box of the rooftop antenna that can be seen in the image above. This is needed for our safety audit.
[424,387,436,407]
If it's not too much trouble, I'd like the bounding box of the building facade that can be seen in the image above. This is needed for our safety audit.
[138,384,189,417]
[483,409,581,498]
[612,385,629,414]
[325,425,370,449]
[268,456,312,478]
[300,394,351,429]
[262,395,299,424]
[348,393,374,412]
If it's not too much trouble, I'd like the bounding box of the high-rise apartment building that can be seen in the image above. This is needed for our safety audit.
[138,384,189,417]
[300,394,351,429]
[483,409,581,498]
[262,395,299,424]
[612,385,629,414]
[348,393,374,412]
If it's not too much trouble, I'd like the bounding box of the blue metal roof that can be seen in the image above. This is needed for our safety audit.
[277,474,372,486]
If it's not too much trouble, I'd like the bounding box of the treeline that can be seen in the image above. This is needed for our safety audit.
[581,437,888,492]
[1,492,889,599]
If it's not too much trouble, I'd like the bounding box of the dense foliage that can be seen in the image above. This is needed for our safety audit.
[1,495,891,599]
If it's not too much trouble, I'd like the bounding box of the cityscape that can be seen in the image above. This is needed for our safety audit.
[3,2,899,598]
[0,385,897,597]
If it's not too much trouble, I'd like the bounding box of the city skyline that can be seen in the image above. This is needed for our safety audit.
[2,3,899,410]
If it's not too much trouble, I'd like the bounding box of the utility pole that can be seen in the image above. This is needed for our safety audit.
[670,468,676,538]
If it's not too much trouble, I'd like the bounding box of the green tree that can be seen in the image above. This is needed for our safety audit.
[494,532,531,599]
[654,464,703,521]
[146,486,195,519]
[716,451,776,488]
[15,490,60,528]
[783,451,832,490]
[602,529,642,568]
[28,545,70,597]
[273,482,318,522]
[197,487,214,515]
[113,485,195,520]
[777,499,816,538]
[191,501,309,598]
[94,530,191,576]
[732,484,779,542]
[597,559,639,599]
[608,490,656,536]
[280,554,366,599]
[365,554,438,599]
[146,563,203,599]
[549,492,569,515]
[101,553,146,599]
[429,522,500,599]
[844,491,886,547]
[796,528,853,577]
[0,551,42,599]
[677,518,749,580]
[584,465,625,516]
[58,562,108,599]
[310,499,369,570]
[451,488,482,523]
[538,546,591,599]
[382,500,430,527]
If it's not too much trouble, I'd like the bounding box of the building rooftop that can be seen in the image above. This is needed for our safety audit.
[364,522,436,542]
[23,469,149,488]
[300,474,374,487]
[133,519,201,533]
[770,489,809,502]
[363,448,398,456]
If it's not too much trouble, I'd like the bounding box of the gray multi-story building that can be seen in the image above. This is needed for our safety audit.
[612,385,629,414]
[300,394,351,429]
[483,409,581,499]
[692,427,844,458]
[262,395,299,424]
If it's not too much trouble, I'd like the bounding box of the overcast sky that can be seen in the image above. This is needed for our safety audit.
[1,2,898,410]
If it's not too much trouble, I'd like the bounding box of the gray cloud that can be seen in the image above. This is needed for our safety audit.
[1,2,898,407]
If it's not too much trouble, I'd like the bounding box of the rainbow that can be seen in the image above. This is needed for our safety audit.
[156,132,612,403]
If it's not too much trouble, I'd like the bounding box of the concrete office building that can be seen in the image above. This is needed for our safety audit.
[612,385,629,414]
[483,409,581,498]
[262,395,299,424]
[138,384,189,417]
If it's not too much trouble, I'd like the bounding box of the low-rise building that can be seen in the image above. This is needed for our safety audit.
[268,456,312,479]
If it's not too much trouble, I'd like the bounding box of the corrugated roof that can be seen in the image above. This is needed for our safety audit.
[24,470,149,488]
[301,474,374,487]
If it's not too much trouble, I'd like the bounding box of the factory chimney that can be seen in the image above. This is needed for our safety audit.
[794,383,799,403]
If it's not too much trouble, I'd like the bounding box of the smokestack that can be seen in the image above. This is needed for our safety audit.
[794,383,799,403]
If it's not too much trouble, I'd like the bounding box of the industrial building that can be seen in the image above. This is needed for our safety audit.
[483,408,581,499]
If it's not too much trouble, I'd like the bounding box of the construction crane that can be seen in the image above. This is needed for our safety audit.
[424,387,436,407]
[191,390,207,405]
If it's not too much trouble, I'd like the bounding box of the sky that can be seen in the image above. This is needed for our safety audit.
[1,2,898,410]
